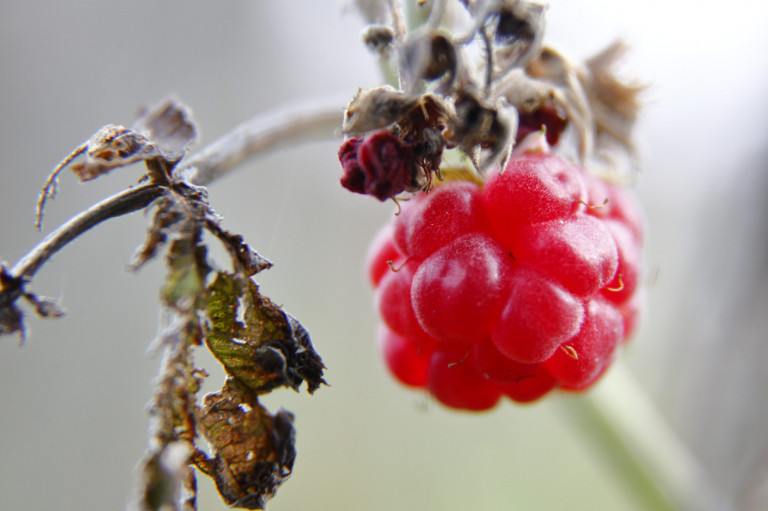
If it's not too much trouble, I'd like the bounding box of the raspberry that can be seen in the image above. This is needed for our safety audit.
[339,131,414,201]
[471,338,557,403]
[545,297,624,389]
[365,224,401,287]
[411,233,511,344]
[377,324,434,388]
[427,347,502,411]
[399,181,492,260]
[483,152,585,247]
[366,153,644,410]
[490,266,584,363]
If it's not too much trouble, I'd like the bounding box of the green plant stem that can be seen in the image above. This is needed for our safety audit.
[557,362,733,511]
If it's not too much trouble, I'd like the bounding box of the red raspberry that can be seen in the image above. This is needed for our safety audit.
[366,153,644,411]
[427,347,503,411]
[339,131,414,201]
[378,324,434,388]
[411,233,511,344]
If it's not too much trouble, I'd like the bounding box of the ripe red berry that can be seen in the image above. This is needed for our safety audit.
[411,233,511,344]
[427,347,502,411]
[490,266,584,363]
[471,338,558,403]
[483,152,585,247]
[365,224,402,287]
[377,324,434,388]
[545,297,624,389]
[366,152,643,410]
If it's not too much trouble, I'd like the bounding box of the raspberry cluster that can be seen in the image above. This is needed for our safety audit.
[367,152,643,411]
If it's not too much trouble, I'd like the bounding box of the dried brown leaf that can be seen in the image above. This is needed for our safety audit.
[205,221,273,276]
[68,125,162,181]
[133,96,199,164]
[196,379,295,509]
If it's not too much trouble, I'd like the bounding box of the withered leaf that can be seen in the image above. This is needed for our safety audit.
[129,193,185,271]
[132,96,198,165]
[205,272,325,395]
[205,221,273,276]
[196,379,295,510]
[69,125,161,182]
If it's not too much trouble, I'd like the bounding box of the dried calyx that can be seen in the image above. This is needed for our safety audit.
[341,0,644,202]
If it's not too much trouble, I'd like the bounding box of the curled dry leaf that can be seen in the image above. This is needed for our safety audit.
[69,97,198,182]
[205,272,326,395]
[195,379,296,510]
[68,125,161,182]
[132,96,198,164]
[204,222,274,277]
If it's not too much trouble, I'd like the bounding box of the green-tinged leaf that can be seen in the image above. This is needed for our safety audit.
[195,379,295,510]
[205,272,325,394]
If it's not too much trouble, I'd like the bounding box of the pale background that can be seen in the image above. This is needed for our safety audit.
[1,1,767,510]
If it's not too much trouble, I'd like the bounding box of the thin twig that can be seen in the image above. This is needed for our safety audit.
[178,98,344,187]
[11,183,165,280]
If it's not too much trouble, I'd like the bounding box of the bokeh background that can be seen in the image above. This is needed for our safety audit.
[2,1,768,510]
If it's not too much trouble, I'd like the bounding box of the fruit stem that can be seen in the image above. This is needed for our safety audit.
[557,362,734,511]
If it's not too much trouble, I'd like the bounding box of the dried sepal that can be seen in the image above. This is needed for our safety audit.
[195,378,296,510]
[399,30,458,91]
[443,89,518,171]
[582,40,646,152]
[205,272,326,395]
[490,0,547,69]
[362,24,395,55]
[525,46,595,158]
[342,86,420,135]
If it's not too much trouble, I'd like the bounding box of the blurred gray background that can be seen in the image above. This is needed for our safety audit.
[2,1,768,510]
